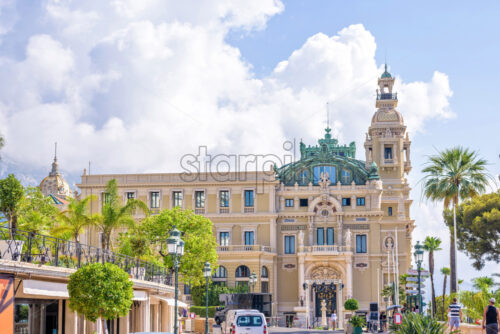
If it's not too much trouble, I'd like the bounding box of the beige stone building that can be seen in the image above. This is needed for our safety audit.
[77,67,414,327]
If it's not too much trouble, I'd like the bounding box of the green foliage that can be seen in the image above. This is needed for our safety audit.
[392,313,445,334]
[189,306,218,318]
[0,174,24,236]
[52,196,96,243]
[344,298,359,311]
[191,284,249,306]
[459,276,500,321]
[67,262,133,322]
[140,207,218,286]
[423,236,442,317]
[95,179,148,250]
[444,191,500,270]
[18,187,59,234]
[348,315,365,328]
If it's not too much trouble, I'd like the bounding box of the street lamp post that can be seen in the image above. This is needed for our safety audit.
[414,241,424,314]
[203,262,212,334]
[166,227,185,334]
[249,271,257,292]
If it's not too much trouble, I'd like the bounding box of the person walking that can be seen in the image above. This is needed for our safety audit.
[482,298,500,334]
[330,310,337,330]
[448,297,462,332]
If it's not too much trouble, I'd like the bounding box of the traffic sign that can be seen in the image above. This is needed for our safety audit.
[407,269,430,276]
[394,313,403,325]
[406,277,419,282]
[406,283,425,288]
[406,290,426,295]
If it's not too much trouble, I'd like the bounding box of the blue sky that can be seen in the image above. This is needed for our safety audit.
[0,0,498,296]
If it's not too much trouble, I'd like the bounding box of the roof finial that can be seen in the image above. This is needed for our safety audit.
[326,102,330,130]
[54,142,57,161]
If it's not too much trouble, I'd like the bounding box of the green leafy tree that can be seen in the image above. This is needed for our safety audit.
[18,186,59,235]
[440,267,450,320]
[421,147,490,293]
[444,191,500,270]
[95,179,148,250]
[141,207,218,286]
[52,196,97,243]
[459,277,499,321]
[423,236,442,317]
[67,262,133,331]
[0,174,25,238]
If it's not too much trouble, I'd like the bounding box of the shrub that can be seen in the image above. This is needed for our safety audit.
[344,298,359,311]
[348,315,365,328]
[190,306,218,318]
[392,313,445,334]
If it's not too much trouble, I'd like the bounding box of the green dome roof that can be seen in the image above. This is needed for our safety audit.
[381,64,392,78]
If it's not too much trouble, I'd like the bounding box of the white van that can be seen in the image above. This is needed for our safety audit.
[222,310,267,334]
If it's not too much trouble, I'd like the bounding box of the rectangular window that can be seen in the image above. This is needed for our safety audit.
[244,231,254,245]
[220,191,229,207]
[388,206,393,216]
[285,199,294,207]
[219,232,230,246]
[284,235,295,254]
[356,197,365,206]
[195,191,205,208]
[261,281,269,293]
[299,198,308,207]
[184,284,191,295]
[385,147,393,159]
[244,190,254,207]
[126,192,135,201]
[342,198,351,206]
[317,228,324,246]
[326,228,334,245]
[173,191,183,207]
[356,234,367,253]
[341,170,351,184]
[150,192,160,208]
[102,193,111,206]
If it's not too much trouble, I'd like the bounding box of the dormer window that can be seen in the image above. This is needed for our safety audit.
[341,170,351,184]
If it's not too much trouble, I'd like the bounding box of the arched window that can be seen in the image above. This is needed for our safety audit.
[235,265,250,278]
[213,266,227,278]
[261,266,269,278]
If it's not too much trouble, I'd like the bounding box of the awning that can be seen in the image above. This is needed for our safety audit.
[23,280,69,298]
[152,295,188,308]
[133,290,148,301]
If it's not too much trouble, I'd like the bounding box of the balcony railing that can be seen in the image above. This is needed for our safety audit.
[303,245,350,253]
[219,208,230,214]
[194,208,205,214]
[376,92,397,100]
[217,245,274,253]
[0,227,172,286]
[243,207,255,213]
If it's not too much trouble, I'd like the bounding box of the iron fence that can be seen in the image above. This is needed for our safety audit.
[0,226,172,286]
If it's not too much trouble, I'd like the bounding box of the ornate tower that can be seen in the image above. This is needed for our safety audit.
[364,64,411,179]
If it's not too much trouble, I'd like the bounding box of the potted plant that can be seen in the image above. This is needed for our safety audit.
[348,315,366,334]
[344,298,360,334]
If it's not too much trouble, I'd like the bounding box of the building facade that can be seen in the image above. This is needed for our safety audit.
[77,68,414,327]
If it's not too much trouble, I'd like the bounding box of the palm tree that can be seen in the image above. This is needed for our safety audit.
[423,236,442,318]
[421,147,490,293]
[441,267,451,320]
[95,179,148,250]
[52,196,96,244]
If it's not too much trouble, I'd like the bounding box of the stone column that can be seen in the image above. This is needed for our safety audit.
[161,301,169,332]
[119,313,130,334]
[337,215,343,246]
[298,256,305,305]
[65,302,78,334]
[270,218,277,250]
[308,216,314,246]
[346,258,353,298]
[273,261,278,316]
[337,283,344,330]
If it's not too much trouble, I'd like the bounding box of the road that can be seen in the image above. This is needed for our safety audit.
[268,327,344,334]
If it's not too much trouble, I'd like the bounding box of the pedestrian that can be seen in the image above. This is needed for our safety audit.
[482,297,500,334]
[448,297,462,332]
[330,310,337,330]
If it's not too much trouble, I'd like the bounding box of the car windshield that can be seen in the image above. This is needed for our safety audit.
[236,315,263,327]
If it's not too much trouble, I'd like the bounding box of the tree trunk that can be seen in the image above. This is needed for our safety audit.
[429,252,436,317]
[442,275,447,320]
[9,214,17,239]
[450,223,457,293]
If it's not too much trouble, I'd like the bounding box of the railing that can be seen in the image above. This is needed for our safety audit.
[219,208,230,214]
[194,208,205,214]
[377,92,397,100]
[304,245,350,253]
[217,245,274,253]
[243,207,254,213]
[0,227,172,286]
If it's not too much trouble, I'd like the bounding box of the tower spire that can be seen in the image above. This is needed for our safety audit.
[50,142,59,176]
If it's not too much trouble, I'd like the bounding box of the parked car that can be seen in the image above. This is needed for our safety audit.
[222,310,266,334]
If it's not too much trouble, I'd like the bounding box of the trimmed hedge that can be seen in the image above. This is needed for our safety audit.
[344,298,359,311]
[190,306,218,318]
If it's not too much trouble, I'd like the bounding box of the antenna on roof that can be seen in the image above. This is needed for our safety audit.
[326,102,330,129]
[54,142,57,160]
